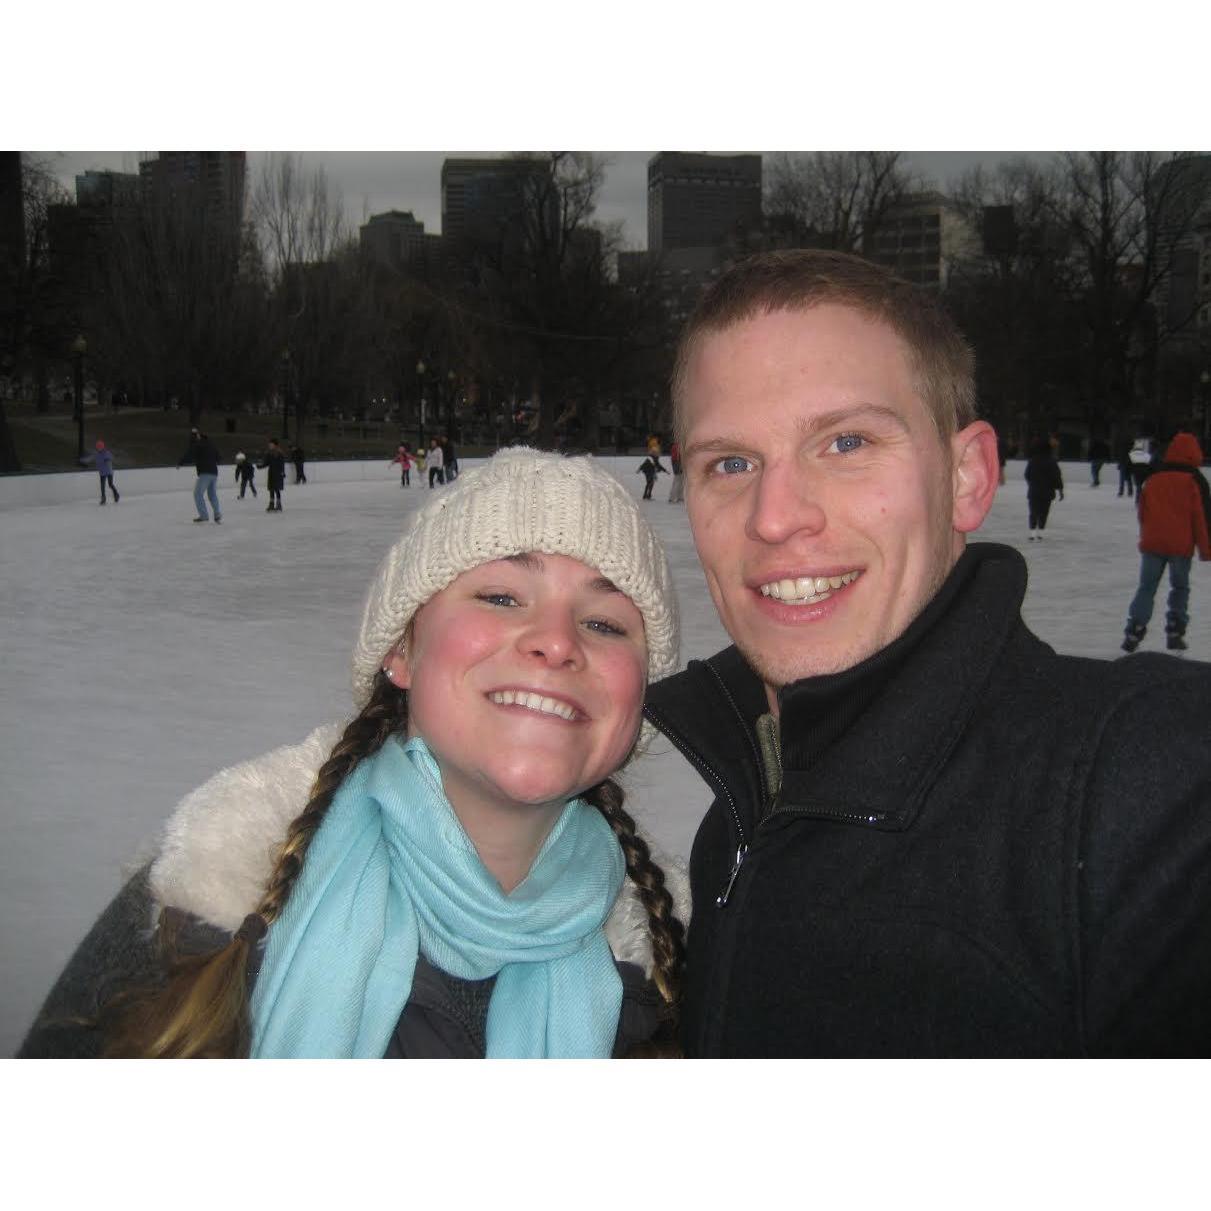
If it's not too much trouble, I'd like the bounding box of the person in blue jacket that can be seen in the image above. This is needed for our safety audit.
[90,439,120,505]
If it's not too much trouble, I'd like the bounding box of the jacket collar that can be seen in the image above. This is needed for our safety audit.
[645,543,1029,833]
[148,722,686,971]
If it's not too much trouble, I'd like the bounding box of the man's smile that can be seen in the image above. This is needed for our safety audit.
[757,569,862,606]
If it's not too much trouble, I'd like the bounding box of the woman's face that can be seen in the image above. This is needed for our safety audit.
[384,553,648,819]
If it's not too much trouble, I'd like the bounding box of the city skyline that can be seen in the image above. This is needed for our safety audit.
[41,149,1054,253]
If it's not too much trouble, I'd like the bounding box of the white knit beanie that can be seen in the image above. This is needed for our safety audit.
[351,447,680,710]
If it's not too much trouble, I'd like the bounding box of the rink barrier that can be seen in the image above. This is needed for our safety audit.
[0,455,649,511]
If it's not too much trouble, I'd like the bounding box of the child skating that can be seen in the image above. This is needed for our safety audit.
[90,440,120,505]
[234,453,258,499]
[389,443,414,487]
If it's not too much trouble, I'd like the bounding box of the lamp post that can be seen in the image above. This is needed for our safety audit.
[416,359,427,449]
[280,349,292,441]
[71,334,87,463]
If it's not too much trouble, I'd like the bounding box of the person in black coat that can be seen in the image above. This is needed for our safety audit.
[648,247,1211,1057]
[177,427,223,523]
[440,436,458,482]
[1115,435,1135,497]
[234,452,257,498]
[636,455,667,500]
[259,439,287,512]
[1024,436,1064,540]
[1088,435,1110,486]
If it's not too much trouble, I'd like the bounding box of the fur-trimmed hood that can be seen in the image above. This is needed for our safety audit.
[149,724,690,975]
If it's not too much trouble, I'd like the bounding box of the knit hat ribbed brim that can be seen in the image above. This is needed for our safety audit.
[351,447,679,709]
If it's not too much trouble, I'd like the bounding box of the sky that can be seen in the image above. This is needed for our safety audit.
[37,148,1054,252]
[13,6,1206,255]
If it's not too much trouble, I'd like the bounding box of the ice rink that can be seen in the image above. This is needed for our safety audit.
[3,452,1206,1054]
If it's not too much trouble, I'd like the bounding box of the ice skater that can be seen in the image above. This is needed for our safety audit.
[1088,435,1109,487]
[389,443,414,487]
[1024,436,1063,540]
[178,427,222,524]
[292,444,307,484]
[19,448,687,1059]
[667,439,684,504]
[1128,435,1154,497]
[259,438,286,512]
[1115,436,1135,498]
[89,440,120,505]
[1121,431,1211,653]
[426,437,444,487]
[234,452,257,499]
[440,435,458,482]
[636,452,667,500]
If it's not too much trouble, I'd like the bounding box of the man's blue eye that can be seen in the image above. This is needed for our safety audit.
[717,456,750,474]
[833,433,866,454]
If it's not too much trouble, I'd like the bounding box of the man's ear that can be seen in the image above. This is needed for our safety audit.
[951,420,1000,534]
[382,642,412,689]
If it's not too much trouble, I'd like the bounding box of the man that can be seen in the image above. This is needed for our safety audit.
[1088,435,1110,487]
[644,249,1211,1056]
[1121,429,1211,653]
[177,427,222,524]
[440,434,459,482]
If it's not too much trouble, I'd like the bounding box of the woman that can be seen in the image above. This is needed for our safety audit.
[19,449,686,1058]
[259,438,287,512]
[427,437,444,487]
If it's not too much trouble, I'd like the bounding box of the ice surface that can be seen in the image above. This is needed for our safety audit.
[2,455,1204,1054]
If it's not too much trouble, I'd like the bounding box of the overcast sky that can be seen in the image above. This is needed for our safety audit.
[16,6,1205,255]
[39,149,1052,252]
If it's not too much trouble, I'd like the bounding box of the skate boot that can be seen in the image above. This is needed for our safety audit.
[1122,620,1146,653]
[1166,618,1188,652]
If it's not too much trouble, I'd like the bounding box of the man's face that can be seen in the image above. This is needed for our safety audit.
[680,304,981,704]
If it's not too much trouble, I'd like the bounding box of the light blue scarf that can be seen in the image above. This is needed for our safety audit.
[248,734,626,1058]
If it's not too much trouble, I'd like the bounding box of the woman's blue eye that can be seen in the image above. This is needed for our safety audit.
[833,433,866,454]
[477,592,517,607]
[585,618,626,637]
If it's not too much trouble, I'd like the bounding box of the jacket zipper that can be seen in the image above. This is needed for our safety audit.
[642,705,749,906]
[716,844,748,907]
[766,803,892,827]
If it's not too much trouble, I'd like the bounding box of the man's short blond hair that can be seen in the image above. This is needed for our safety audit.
[671,249,977,443]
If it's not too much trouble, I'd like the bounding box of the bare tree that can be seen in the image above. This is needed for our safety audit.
[252,152,349,274]
[945,156,1082,441]
[467,152,634,446]
[250,153,365,436]
[1055,151,1211,427]
[13,155,72,415]
[765,151,915,252]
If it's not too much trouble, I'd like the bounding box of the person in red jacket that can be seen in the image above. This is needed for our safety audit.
[1122,431,1211,652]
